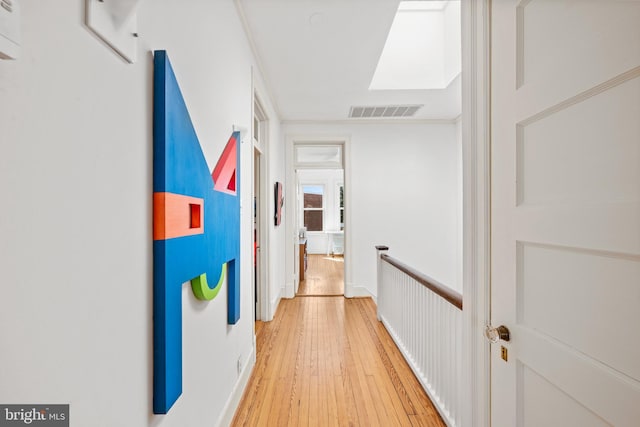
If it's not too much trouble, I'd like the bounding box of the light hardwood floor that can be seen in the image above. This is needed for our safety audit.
[232,297,445,427]
[297,254,344,296]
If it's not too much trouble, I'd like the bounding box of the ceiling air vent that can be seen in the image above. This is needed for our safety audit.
[348,104,423,118]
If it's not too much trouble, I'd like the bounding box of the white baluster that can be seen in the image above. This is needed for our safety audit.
[375,252,462,427]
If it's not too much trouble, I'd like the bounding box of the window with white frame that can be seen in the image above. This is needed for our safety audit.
[302,185,324,232]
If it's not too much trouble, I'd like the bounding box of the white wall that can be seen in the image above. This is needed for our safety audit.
[297,169,344,254]
[0,1,282,426]
[284,123,461,297]
[260,91,287,317]
[455,118,463,294]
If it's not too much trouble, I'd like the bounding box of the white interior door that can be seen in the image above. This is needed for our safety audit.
[253,148,261,320]
[490,1,640,426]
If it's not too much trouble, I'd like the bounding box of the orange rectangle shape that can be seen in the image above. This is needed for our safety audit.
[154,192,204,240]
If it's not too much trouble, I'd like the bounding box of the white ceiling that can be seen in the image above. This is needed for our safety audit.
[237,0,461,122]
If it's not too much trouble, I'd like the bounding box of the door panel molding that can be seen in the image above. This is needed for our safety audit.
[490,1,640,426]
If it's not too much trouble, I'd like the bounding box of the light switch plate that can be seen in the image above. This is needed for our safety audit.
[0,0,20,59]
[86,0,138,63]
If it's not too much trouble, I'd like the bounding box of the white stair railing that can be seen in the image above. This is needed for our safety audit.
[376,246,463,427]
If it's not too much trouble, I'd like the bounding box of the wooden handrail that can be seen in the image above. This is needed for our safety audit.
[380,253,463,310]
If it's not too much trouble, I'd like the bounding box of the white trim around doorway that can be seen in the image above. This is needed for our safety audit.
[461,0,491,426]
[252,74,273,322]
[284,134,358,299]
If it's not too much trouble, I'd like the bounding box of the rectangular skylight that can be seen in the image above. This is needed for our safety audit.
[369,0,460,90]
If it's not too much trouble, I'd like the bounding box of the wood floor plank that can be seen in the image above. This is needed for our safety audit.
[231,296,445,427]
[297,254,344,296]
[344,303,384,425]
[256,306,297,425]
[277,300,305,426]
[296,299,312,427]
[355,298,438,418]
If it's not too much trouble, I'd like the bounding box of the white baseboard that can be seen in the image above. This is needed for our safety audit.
[215,346,256,427]
[268,288,283,321]
[284,280,295,299]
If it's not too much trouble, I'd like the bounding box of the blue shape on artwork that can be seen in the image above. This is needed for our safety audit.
[152,50,241,414]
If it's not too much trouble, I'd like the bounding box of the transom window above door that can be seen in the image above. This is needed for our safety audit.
[295,145,342,168]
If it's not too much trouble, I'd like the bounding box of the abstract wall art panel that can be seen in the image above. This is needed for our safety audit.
[274,181,283,226]
[152,50,241,414]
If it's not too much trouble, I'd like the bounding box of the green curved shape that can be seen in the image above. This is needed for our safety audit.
[191,263,226,300]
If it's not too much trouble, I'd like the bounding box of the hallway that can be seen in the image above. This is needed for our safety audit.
[297,254,345,296]
[232,297,445,426]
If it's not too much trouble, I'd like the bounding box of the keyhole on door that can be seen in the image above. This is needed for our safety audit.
[501,346,508,362]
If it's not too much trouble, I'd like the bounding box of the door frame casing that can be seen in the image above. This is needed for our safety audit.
[252,88,271,321]
[461,0,491,426]
[284,135,352,298]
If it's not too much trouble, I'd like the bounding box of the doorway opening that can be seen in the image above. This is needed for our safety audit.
[296,175,345,297]
[290,142,346,297]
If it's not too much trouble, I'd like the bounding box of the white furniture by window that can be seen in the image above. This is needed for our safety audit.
[326,230,344,256]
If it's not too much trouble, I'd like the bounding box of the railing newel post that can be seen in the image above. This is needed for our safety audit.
[375,245,389,321]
